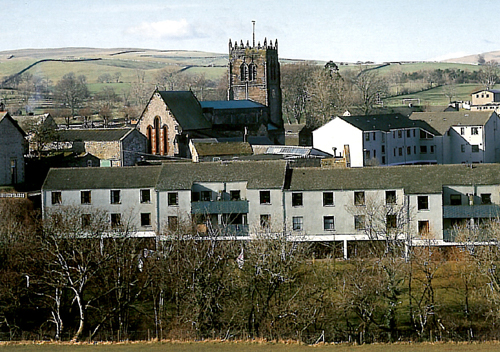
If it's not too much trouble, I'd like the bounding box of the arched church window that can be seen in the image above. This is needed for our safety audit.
[154,116,161,155]
[249,62,257,81]
[146,125,153,154]
[163,125,169,155]
[240,62,249,81]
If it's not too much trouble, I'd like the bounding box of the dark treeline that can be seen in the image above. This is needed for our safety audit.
[3,201,500,343]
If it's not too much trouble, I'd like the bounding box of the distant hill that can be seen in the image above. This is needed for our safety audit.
[442,50,500,64]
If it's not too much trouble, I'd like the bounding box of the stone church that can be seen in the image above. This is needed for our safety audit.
[137,31,284,158]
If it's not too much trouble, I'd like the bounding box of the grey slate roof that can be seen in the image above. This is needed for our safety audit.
[0,112,27,136]
[57,128,135,142]
[471,89,500,94]
[42,166,163,190]
[200,100,266,110]
[158,91,211,130]
[155,160,287,191]
[339,114,440,135]
[288,164,500,194]
[409,111,495,135]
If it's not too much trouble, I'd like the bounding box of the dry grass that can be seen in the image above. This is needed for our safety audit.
[2,340,500,352]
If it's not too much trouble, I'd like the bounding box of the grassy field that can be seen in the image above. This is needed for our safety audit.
[2,341,500,352]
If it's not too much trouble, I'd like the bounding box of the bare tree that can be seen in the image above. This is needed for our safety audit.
[40,206,115,341]
[478,61,499,90]
[351,67,388,115]
[54,73,90,118]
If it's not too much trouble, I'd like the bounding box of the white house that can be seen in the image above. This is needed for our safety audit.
[313,112,500,167]
[40,160,500,257]
[312,114,439,167]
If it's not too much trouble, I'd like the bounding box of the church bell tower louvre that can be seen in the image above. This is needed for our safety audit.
[228,21,284,131]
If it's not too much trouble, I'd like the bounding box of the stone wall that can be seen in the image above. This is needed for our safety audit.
[137,93,180,156]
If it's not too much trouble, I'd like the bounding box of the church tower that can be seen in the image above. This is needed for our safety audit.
[228,22,283,130]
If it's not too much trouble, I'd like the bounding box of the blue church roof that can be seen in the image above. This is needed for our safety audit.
[200,100,266,110]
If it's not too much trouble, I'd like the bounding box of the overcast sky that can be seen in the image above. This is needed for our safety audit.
[1,0,498,62]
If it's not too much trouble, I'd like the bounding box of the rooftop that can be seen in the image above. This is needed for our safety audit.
[409,111,495,135]
[57,128,136,142]
[157,91,211,131]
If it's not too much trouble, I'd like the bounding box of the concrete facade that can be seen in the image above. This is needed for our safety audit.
[41,162,500,247]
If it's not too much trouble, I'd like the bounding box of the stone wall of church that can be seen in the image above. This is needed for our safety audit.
[137,93,180,156]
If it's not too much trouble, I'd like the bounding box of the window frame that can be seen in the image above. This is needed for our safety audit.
[323,192,334,206]
[386,190,396,205]
[323,216,335,231]
[201,190,211,201]
[354,215,366,230]
[292,216,303,231]
[260,214,271,228]
[354,191,365,206]
[51,191,62,205]
[417,195,429,210]
[168,192,179,206]
[292,192,303,207]
[386,214,397,230]
[230,190,241,201]
[450,194,462,206]
[140,189,151,204]
[260,190,271,204]
[168,216,179,231]
[141,213,152,227]
[418,220,430,236]
[81,190,91,205]
[82,214,91,229]
[481,193,492,205]
[110,213,121,228]
[110,190,121,204]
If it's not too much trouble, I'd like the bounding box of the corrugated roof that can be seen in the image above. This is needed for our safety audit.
[42,165,163,190]
[194,142,253,157]
[288,164,500,194]
[410,111,494,135]
[156,160,287,191]
[158,91,211,130]
[57,128,134,142]
[200,100,266,110]
[339,114,439,135]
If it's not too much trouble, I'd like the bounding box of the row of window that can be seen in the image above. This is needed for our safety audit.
[80,212,153,228]
[461,144,481,153]
[364,129,434,142]
[460,126,479,135]
[191,190,241,202]
[80,212,182,230]
[290,214,403,232]
[448,193,491,205]
[52,190,181,206]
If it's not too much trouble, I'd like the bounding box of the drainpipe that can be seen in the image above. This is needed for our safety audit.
[156,188,160,249]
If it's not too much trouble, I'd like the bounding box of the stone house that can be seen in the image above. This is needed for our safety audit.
[0,112,27,185]
[471,89,500,109]
[56,128,147,166]
[188,139,253,162]
[137,90,213,158]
